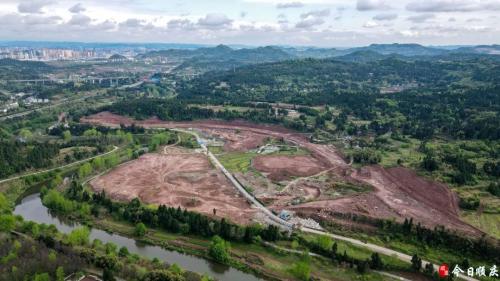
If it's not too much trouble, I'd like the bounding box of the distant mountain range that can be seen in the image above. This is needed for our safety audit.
[138,44,294,73]
[135,43,500,73]
[138,43,500,60]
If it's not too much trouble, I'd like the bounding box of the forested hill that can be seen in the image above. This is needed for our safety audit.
[0,59,53,80]
[348,43,447,57]
[138,44,292,62]
[177,55,500,140]
[178,55,500,104]
[139,44,294,73]
[173,46,294,73]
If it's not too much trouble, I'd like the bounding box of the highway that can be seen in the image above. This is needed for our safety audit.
[173,128,478,281]
[1,76,133,83]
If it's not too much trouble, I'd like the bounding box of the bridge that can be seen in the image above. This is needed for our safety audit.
[0,76,138,86]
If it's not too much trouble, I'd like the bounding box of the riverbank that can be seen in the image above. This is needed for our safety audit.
[90,216,401,281]
[15,191,402,281]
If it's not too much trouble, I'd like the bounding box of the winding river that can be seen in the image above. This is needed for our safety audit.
[14,193,262,281]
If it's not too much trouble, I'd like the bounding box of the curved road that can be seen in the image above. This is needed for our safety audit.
[174,128,477,281]
[0,146,119,185]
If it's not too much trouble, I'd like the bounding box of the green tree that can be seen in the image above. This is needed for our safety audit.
[357,260,369,274]
[92,157,104,170]
[18,128,32,140]
[169,264,184,275]
[62,130,72,141]
[331,242,338,261]
[103,268,116,281]
[369,253,383,270]
[67,227,90,246]
[83,128,100,137]
[0,192,10,213]
[48,250,57,262]
[411,254,422,271]
[290,260,311,281]
[105,154,119,168]
[33,273,50,281]
[208,235,231,264]
[78,163,93,179]
[50,174,63,188]
[140,269,184,281]
[118,246,130,257]
[0,214,16,232]
[135,222,147,237]
[424,263,434,276]
[56,266,65,281]
[315,235,333,250]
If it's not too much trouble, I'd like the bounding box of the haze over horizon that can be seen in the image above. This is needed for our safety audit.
[0,0,499,47]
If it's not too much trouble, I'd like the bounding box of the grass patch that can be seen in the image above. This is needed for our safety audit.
[462,212,500,240]
[323,181,372,198]
[217,152,257,173]
[208,146,224,154]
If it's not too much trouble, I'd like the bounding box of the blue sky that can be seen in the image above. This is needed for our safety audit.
[0,0,499,47]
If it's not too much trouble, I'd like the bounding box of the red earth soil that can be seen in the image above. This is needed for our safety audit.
[82,112,482,236]
[202,128,267,152]
[252,155,327,181]
[90,153,257,224]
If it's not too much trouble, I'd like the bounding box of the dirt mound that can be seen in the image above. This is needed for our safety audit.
[202,128,267,152]
[288,165,480,236]
[349,166,476,233]
[252,155,327,181]
[90,153,257,224]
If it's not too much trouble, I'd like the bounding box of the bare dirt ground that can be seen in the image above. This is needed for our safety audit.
[252,155,327,181]
[82,112,482,236]
[202,128,268,152]
[90,152,257,224]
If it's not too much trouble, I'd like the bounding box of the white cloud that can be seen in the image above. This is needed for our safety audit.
[295,9,330,29]
[69,3,86,14]
[363,20,379,28]
[276,1,304,9]
[120,18,145,29]
[197,13,233,28]
[24,14,61,25]
[0,0,498,46]
[167,18,194,30]
[406,0,500,12]
[373,13,397,21]
[356,0,390,11]
[300,9,330,18]
[68,14,91,26]
[407,13,435,23]
[18,0,53,14]
[296,16,324,28]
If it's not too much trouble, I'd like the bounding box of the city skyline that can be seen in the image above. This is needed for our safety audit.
[0,0,498,47]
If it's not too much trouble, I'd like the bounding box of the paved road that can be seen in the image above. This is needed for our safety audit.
[173,128,477,281]
[118,81,144,90]
[0,146,119,185]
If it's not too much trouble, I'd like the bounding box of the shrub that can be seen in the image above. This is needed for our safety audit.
[208,235,231,264]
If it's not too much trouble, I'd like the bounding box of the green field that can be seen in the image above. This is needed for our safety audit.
[462,212,500,240]
[217,152,258,173]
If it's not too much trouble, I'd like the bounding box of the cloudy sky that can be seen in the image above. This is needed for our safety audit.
[0,0,499,47]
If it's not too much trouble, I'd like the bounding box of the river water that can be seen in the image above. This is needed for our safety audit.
[14,193,262,281]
